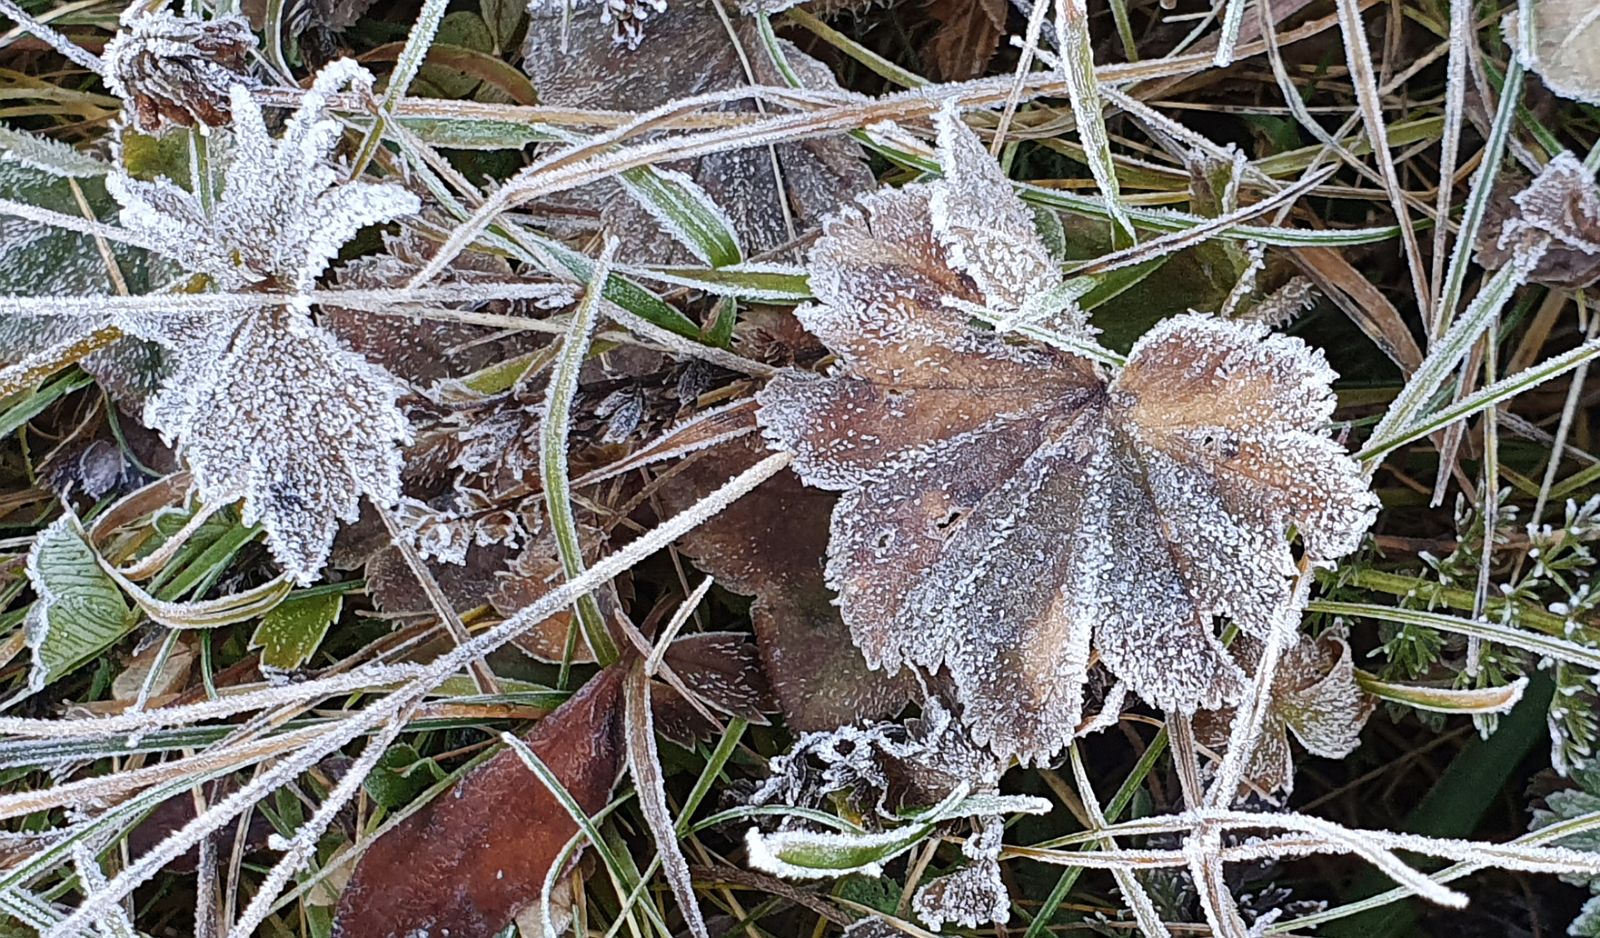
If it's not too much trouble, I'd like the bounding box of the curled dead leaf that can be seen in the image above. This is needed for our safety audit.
[1193,633,1375,800]
[1478,152,1600,289]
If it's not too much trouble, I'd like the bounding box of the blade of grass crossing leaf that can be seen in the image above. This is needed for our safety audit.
[1052,0,1133,239]
[0,370,93,439]
[624,662,710,938]
[1021,729,1169,938]
[1366,257,1536,460]
[502,733,669,938]
[1310,601,1600,671]
[349,0,450,177]
[543,240,622,668]
[619,167,743,268]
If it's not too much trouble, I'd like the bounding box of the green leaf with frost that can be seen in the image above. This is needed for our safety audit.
[15,514,134,700]
[251,590,343,672]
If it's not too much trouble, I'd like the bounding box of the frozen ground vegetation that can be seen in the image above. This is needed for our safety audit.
[0,0,1597,937]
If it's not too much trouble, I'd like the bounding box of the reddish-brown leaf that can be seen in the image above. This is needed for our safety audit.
[332,667,627,938]
[657,434,918,731]
[923,0,1009,81]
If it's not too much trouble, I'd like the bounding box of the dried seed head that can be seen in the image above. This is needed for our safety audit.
[102,6,258,133]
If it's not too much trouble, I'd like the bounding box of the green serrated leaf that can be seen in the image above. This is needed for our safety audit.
[251,590,343,672]
[17,514,134,698]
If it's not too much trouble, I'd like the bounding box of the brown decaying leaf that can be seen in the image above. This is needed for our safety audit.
[1477,152,1600,289]
[756,107,1378,765]
[1193,633,1374,800]
[101,8,257,132]
[923,0,1010,81]
[656,435,919,731]
[333,667,627,938]
[523,0,874,263]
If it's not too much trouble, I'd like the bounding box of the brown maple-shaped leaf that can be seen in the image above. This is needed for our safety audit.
[756,108,1378,764]
[333,666,626,938]
[1194,633,1375,800]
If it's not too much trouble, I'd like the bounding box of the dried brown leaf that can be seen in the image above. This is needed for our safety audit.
[923,0,1009,81]
[1507,0,1600,105]
[756,111,1378,764]
[333,666,627,938]
[1478,152,1600,289]
[656,434,918,731]
[1194,633,1374,799]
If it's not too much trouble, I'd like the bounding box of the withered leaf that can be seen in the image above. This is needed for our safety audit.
[101,7,257,132]
[1477,152,1600,289]
[333,667,626,938]
[923,0,1010,81]
[523,0,873,263]
[657,434,919,731]
[1507,0,1600,105]
[756,108,1378,764]
[1194,633,1374,800]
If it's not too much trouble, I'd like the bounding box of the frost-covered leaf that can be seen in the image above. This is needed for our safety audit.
[110,62,418,295]
[101,6,258,132]
[1478,153,1600,288]
[106,61,420,584]
[0,125,106,178]
[912,816,1009,930]
[523,0,873,264]
[0,160,170,404]
[1194,634,1375,799]
[16,514,134,700]
[1507,0,1600,105]
[756,111,1378,765]
[135,305,410,585]
[334,667,627,938]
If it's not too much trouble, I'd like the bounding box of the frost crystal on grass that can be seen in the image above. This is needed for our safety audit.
[101,4,258,132]
[106,60,420,584]
[757,109,1379,765]
[528,0,668,48]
